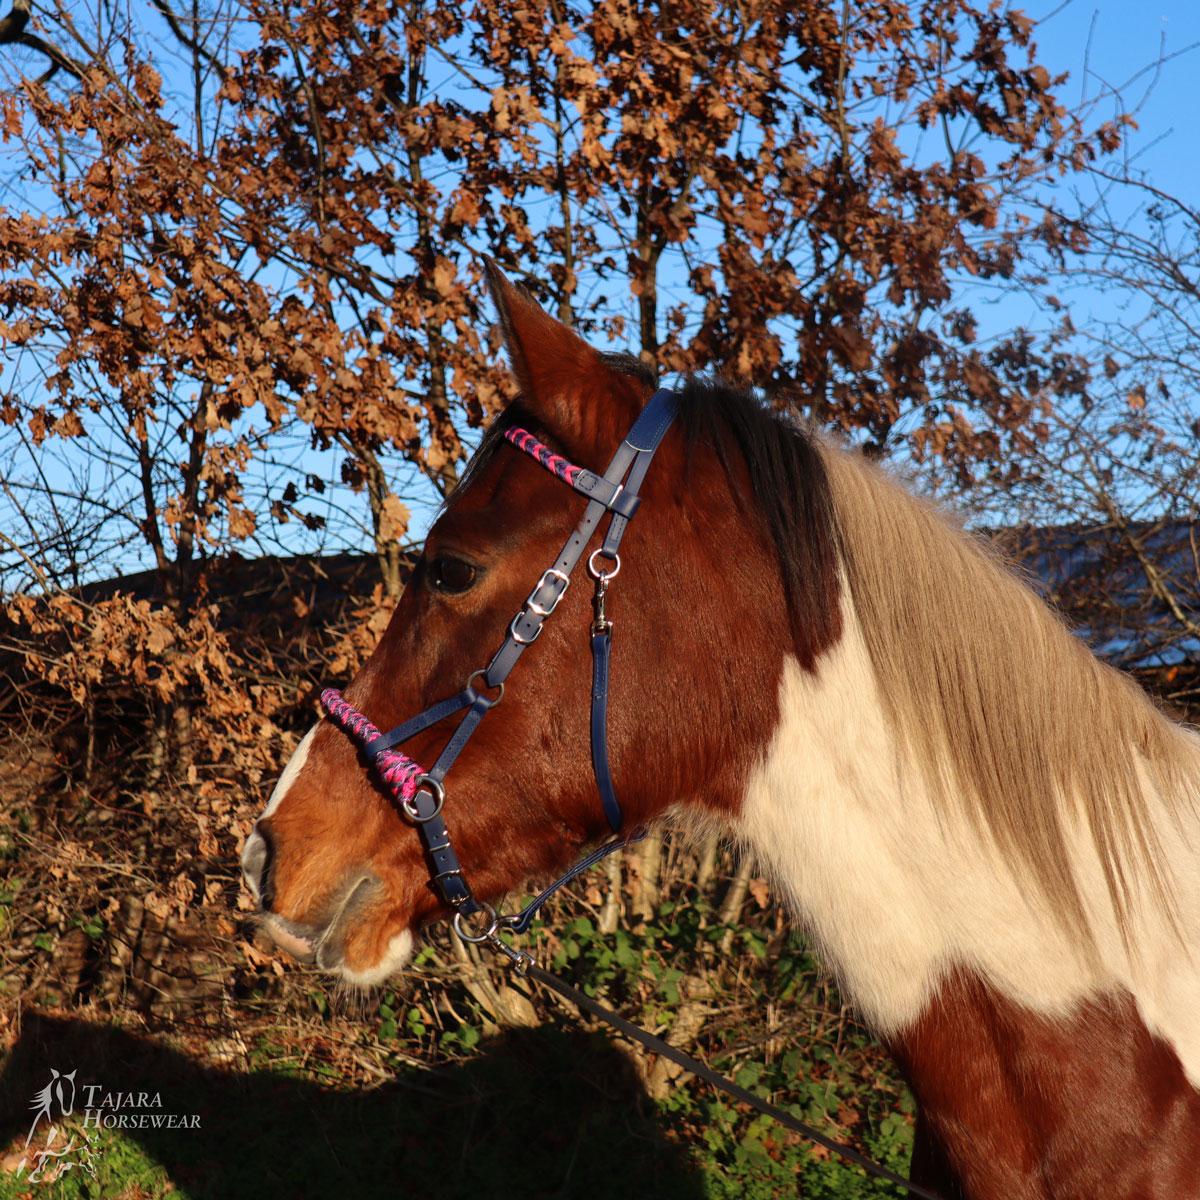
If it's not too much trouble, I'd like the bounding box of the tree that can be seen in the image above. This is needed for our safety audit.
[971,163,1200,694]
[0,0,1123,776]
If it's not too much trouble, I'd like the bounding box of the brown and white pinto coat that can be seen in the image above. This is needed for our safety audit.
[242,268,1200,1199]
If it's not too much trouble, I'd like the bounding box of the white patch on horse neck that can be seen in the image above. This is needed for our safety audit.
[260,724,319,820]
[738,602,1200,1085]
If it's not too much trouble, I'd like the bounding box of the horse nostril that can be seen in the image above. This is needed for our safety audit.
[241,825,275,911]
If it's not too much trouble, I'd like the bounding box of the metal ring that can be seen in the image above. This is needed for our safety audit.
[466,669,505,708]
[401,774,445,822]
[587,549,621,581]
[453,902,498,944]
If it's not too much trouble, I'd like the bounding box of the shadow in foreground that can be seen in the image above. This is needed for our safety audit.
[1,1012,705,1200]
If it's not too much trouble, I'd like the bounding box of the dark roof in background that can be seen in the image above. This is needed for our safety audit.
[19,521,1200,673]
[996,519,1199,668]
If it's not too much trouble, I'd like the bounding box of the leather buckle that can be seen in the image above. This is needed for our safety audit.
[525,568,570,617]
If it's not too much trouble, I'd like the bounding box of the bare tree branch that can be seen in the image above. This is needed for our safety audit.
[0,0,83,80]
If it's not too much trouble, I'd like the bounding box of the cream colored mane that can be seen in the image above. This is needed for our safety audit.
[819,439,1198,949]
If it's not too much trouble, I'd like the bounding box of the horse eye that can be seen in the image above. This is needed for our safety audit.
[428,555,478,594]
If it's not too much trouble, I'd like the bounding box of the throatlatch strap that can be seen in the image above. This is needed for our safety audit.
[503,829,645,934]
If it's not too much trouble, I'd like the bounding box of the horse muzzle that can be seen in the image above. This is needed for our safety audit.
[241,827,387,974]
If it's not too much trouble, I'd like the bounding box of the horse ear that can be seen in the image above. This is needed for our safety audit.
[483,258,648,450]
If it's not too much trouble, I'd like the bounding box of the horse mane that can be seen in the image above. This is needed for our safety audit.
[29,1079,56,1112]
[470,370,1195,942]
[818,435,1196,945]
[673,377,1195,946]
[675,379,842,671]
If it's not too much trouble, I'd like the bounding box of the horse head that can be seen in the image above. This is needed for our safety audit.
[240,265,830,983]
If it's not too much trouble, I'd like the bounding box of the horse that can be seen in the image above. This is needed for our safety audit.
[241,264,1200,1199]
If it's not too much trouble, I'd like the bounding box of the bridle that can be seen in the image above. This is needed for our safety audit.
[321,385,679,955]
[317,387,945,1200]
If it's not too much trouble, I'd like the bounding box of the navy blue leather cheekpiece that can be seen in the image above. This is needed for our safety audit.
[366,389,680,915]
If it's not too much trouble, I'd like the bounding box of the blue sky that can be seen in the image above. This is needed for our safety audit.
[1009,0,1200,330]
[1034,0,1199,198]
[5,2,1198,586]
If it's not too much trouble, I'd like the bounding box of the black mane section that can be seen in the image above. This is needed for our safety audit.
[676,379,842,670]
[447,403,532,505]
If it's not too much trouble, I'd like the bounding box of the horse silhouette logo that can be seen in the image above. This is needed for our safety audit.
[28,1068,76,1133]
[18,1067,95,1183]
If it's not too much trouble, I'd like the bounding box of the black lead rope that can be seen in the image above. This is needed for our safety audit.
[523,962,944,1200]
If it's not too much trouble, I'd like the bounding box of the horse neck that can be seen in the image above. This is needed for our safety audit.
[888,972,1200,1199]
[731,600,1200,1194]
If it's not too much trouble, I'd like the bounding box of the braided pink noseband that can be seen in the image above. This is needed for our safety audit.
[321,688,426,804]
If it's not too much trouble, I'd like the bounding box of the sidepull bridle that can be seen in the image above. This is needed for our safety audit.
[318,387,945,1200]
[321,386,680,946]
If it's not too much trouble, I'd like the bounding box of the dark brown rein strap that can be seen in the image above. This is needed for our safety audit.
[524,960,944,1200]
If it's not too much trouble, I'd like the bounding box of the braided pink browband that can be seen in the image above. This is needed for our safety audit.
[321,688,426,803]
[505,427,581,486]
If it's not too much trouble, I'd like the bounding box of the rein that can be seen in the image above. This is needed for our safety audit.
[320,389,945,1200]
[526,963,944,1200]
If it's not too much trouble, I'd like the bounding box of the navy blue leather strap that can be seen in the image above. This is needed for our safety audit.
[427,694,492,786]
[406,694,495,913]
[570,469,641,519]
[356,387,679,916]
[409,791,477,913]
[601,392,679,559]
[364,688,474,758]
[590,631,622,831]
[484,388,679,688]
[503,828,646,934]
